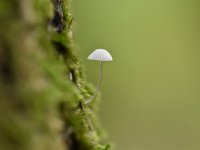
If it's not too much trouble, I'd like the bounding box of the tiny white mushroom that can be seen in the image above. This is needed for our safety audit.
[85,49,113,104]
[88,49,113,61]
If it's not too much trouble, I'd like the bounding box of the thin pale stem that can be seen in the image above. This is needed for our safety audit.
[85,61,102,104]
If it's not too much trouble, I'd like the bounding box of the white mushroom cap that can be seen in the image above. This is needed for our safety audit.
[87,49,113,61]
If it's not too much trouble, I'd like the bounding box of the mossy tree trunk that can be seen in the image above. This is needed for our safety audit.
[0,0,110,150]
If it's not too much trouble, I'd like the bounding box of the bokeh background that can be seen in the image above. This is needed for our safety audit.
[72,0,200,150]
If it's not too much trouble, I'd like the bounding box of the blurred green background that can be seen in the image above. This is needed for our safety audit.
[72,0,200,150]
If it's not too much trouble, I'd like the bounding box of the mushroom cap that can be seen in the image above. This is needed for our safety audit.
[87,49,113,61]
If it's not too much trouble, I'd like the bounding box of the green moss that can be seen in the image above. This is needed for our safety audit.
[0,0,111,150]
[34,0,54,21]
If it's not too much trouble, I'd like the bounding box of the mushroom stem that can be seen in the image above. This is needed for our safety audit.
[85,61,102,104]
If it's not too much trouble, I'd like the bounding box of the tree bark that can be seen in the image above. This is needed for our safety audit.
[0,0,110,150]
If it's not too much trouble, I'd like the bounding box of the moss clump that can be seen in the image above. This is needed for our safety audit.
[0,0,111,150]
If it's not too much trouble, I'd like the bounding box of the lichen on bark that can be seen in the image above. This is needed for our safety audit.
[0,0,111,150]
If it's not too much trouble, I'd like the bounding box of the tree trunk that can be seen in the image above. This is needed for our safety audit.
[0,0,110,150]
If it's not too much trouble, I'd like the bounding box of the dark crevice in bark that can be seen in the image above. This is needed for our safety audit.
[53,41,69,57]
[0,41,16,85]
[51,0,70,59]
[52,0,64,33]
